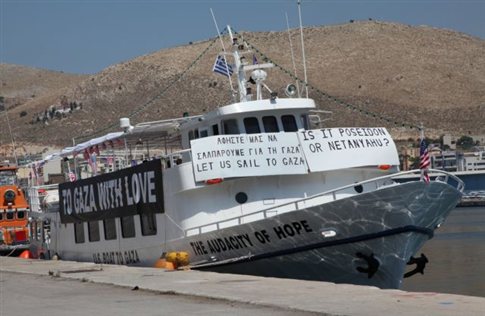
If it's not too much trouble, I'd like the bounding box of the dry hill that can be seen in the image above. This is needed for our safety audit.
[1,20,484,156]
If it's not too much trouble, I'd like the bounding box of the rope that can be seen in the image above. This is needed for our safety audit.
[75,35,221,142]
[236,31,422,131]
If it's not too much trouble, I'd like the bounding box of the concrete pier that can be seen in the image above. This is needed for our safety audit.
[1,257,484,315]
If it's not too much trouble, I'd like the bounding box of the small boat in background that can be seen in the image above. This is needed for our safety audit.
[0,161,32,256]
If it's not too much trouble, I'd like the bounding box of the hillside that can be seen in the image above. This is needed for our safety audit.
[1,20,484,155]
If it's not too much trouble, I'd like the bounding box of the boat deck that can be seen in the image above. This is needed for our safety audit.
[1,257,483,316]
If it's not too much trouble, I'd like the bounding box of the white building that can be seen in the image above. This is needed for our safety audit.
[460,151,485,171]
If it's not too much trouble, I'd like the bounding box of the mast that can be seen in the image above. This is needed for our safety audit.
[297,0,309,98]
[227,26,247,102]
[286,12,301,98]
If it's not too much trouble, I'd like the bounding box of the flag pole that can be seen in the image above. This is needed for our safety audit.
[420,123,424,181]
[419,122,430,183]
[210,8,236,100]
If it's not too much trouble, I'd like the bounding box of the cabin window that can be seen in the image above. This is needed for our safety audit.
[33,221,39,240]
[17,211,25,219]
[212,124,219,135]
[281,115,298,132]
[41,221,46,243]
[244,117,261,134]
[200,129,208,138]
[121,216,136,238]
[74,222,85,244]
[103,218,117,240]
[222,119,239,134]
[0,213,3,220]
[29,221,34,239]
[6,212,14,220]
[194,129,199,139]
[140,213,157,236]
[188,130,194,141]
[88,221,100,242]
[263,116,279,132]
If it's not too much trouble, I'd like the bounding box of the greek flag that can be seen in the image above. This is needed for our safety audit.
[212,55,233,77]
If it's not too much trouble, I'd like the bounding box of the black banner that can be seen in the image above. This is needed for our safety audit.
[59,159,164,223]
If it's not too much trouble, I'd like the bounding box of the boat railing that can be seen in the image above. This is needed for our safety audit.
[185,169,464,236]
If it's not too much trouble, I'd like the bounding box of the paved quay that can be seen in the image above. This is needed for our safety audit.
[1,257,484,316]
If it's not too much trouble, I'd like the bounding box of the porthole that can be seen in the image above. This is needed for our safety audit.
[235,192,248,204]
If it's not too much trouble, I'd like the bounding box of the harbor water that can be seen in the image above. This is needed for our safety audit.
[402,206,485,297]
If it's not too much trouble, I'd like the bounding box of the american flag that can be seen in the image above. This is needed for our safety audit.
[212,55,233,77]
[419,138,430,183]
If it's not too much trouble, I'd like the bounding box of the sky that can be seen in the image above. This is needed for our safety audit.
[1,0,484,74]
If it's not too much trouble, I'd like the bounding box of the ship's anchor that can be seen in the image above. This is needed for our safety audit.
[404,253,428,278]
[355,252,380,278]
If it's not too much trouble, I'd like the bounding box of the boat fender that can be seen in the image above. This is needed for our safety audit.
[355,252,380,278]
[19,250,33,259]
[165,251,190,269]
[404,253,428,278]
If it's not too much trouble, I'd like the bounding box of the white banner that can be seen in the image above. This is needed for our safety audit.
[191,133,307,182]
[298,127,399,172]
[191,128,399,182]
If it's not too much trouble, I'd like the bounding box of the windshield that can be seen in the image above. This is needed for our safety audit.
[0,170,17,186]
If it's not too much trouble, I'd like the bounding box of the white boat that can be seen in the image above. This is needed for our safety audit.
[29,26,463,289]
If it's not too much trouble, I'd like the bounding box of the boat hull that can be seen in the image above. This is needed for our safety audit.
[168,181,461,289]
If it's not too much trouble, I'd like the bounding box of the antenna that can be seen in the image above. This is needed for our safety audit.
[3,109,18,165]
[297,0,309,98]
[286,12,301,98]
[210,8,236,100]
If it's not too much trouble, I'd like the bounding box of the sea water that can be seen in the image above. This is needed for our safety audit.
[402,206,485,297]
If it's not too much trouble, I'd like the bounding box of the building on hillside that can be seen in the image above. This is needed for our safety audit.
[459,151,485,171]
[430,150,459,172]
[443,134,485,150]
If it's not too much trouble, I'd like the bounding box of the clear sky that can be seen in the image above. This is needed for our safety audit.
[1,0,484,74]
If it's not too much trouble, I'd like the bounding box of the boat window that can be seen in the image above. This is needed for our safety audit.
[6,212,14,220]
[17,211,25,219]
[0,213,3,220]
[188,130,194,141]
[33,221,39,240]
[212,124,219,135]
[263,116,279,132]
[199,129,208,138]
[74,222,85,244]
[140,213,157,236]
[222,119,239,134]
[103,218,117,240]
[29,221,34,240]
[194,129,199,139]
[121,216,136,238]
[244,117,261,134]
[41,222,46,243]
[0,170,16,185]
[88,221,100,242]
[281,115,298,132]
